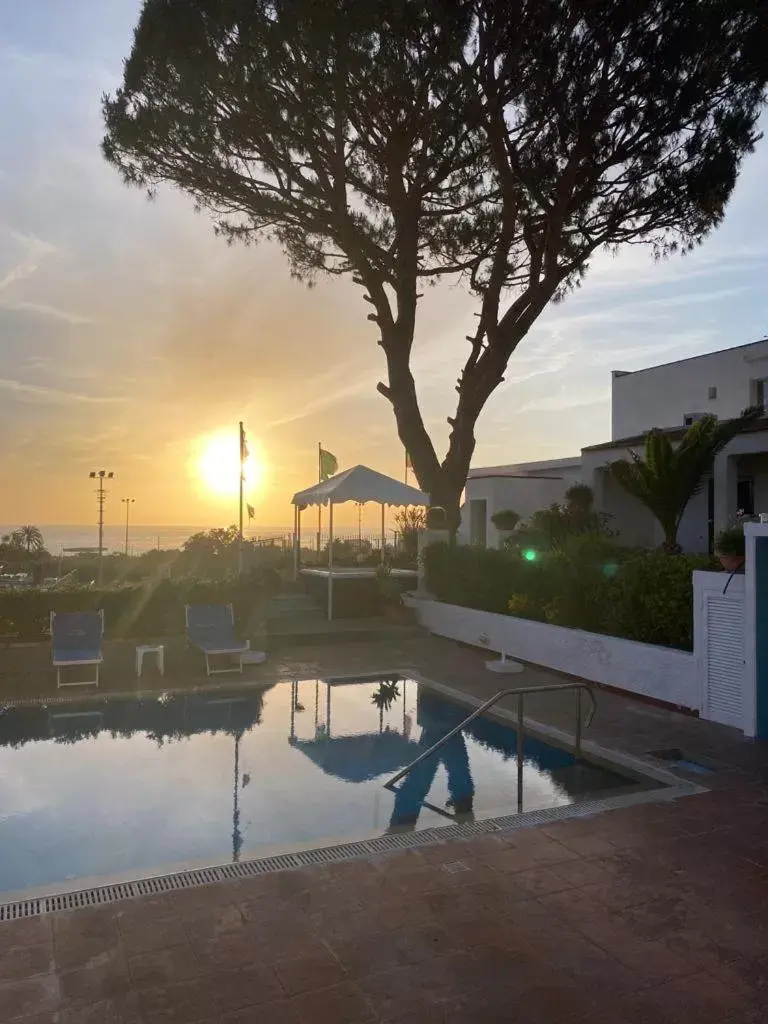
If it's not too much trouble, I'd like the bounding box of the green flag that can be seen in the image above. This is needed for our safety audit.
[319,447,338,481]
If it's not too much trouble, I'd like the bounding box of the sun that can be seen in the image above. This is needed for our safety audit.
[194,432,263,498]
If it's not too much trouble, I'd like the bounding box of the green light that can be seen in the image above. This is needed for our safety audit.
[522,549,538,562]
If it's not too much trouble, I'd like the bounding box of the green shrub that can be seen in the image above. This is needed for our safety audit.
[606,550,717,650]
[424,539,715,651]
[0,570,277,641]
[424,542,522,613]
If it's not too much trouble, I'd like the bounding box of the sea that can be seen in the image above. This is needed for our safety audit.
[0,525,295,556]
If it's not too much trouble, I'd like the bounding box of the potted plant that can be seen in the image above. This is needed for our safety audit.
[491,508,520,544]
[714,522,746,572]
[491,509,520,531]
[425,506,448,530]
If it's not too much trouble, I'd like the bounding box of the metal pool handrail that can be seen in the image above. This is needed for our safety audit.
[384,682,597,792]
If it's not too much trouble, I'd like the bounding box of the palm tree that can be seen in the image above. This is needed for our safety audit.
[13,525,44,554]
[609,408,762,553]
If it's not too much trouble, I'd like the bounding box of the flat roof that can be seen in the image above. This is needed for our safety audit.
[582,414,768,453]
[468,456,581,479]
[611,336,768,379]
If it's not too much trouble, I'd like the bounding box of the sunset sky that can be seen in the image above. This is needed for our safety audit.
[2,1,768,531]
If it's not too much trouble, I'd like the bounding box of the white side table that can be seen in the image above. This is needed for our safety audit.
[136,644,165,677]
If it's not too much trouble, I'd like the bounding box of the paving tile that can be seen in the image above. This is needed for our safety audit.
[0,917,53,951]
[127,941,202,988]
[118,911,188,956]
[581,927,699,986]
[387,1007,448,1024]
[483,847,546,874]
[578,879,660,912]
[585,989,677,1024]
[190,926,272,970]
[137,976,219,1024]
[639,969,754,1022]
[357,964,448,1021]
[388,1007,447,1024]
[328,930,414,980]
[273,947,347,995]
[210,963,285,1014]
[288,980,375,1023]
[52,907,120,944]
[59,947,132,1006]
[509,867,574,897]
[304,904,387,942]
[221,998,303,1024]
[58,991,144,1024]
[518,839,582,867]
[0,1015,61,1024]
[552,834,619,858]
[54,930,123,974]
[0,941,54,983]
[450,965,591,1024]
[0,973,62,1019]
[550,856,617,888]
[180,901,247,944]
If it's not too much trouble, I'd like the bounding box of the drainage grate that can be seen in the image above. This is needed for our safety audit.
[0,781,696,923]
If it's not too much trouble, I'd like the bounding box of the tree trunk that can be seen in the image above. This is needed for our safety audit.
[662,522,682,555]
[388,387,469,536]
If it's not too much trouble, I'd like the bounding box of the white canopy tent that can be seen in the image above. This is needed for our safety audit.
[291,465,429,620]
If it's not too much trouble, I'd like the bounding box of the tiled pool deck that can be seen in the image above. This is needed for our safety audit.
[1,634,767,1022]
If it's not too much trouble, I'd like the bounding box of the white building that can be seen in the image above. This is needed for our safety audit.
[463,457,583,547]
[462,337,768,551]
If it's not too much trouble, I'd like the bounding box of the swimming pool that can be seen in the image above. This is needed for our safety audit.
[0,677,654,897]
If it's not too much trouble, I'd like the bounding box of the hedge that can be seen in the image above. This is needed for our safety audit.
[0,570,280,642]
[423,540,718,651]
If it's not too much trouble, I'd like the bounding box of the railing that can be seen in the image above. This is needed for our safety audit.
[384,683,597,808]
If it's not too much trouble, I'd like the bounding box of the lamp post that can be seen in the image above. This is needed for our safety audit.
[121,498,135,557]
[88,470,114,585]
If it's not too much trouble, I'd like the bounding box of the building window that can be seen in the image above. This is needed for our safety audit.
[683,413,706,426]
[708,386,717,400]
[754,378,768,409]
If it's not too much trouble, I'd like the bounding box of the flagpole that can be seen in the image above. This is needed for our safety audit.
[317,442,322,561]
[238,421,244,577]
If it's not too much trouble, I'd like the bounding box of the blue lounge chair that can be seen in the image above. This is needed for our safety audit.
[51,610,104,688]
[185,603,250,676]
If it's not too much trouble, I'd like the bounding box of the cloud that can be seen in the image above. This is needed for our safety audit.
[0,232,57,291]
[261,373,375,430]
[0,299,95,324]
[0,378,124,405]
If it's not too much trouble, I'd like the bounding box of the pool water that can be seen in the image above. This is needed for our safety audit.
[0,678,650,896]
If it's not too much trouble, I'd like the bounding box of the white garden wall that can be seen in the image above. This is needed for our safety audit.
[406,595,699,710]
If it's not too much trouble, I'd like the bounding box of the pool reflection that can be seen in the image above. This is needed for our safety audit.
[0,679,640,895]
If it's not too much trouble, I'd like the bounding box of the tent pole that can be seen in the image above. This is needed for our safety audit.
[381,504,386,564]
[292,504,298,581]
[328,502,334,620]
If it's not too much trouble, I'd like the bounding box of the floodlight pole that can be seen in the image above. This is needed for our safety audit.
[89,470,114,585]
[121,498,135,557]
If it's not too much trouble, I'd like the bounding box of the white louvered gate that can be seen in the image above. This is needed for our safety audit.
[701,589,745,729]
